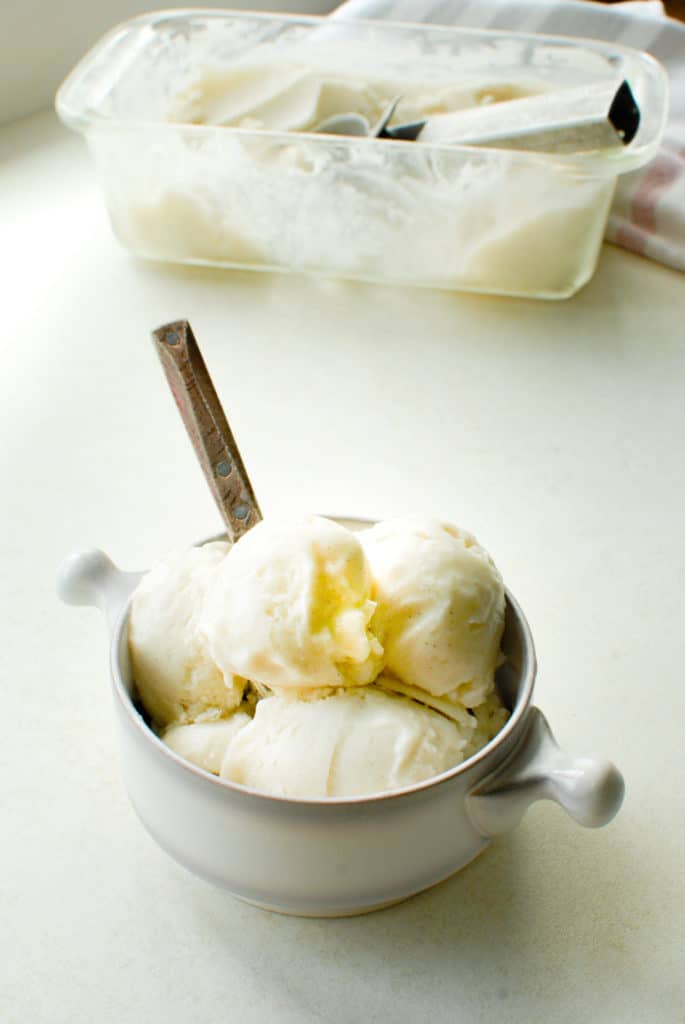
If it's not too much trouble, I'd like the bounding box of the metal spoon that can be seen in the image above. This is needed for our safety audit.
[151,320,262,541]
[314,95,402,139]
[314,111,369,137]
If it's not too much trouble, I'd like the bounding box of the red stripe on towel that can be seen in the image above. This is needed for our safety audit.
[630,152,683,234]
[611,220,649,256]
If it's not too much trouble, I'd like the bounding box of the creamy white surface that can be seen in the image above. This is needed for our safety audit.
[131,514,506,797]
[201,516,383,691]
[128,541,242,726]
[162,713,251,774]
[173,65,385,131]
[221,688,467,798]
[171,63,541,132]
[7,111,685,1024]
[360,520,505,706]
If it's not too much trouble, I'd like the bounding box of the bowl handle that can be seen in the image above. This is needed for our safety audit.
[467,707,624,837]
[57,548,142,631]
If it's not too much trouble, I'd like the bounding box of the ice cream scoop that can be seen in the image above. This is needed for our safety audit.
[319,80,640,154]
[359,520,505,709]
[128,541,243,727]
[394,80,640,152]
[200,516,384,692]
[162,712,251,774]
[314,95,401,138]
[220,687,468,799]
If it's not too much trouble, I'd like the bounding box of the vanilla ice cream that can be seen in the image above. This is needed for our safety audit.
[170,64,541,135]
[220,687,468,799]
[359,520,505,709]
[128,516,508,797]
[172,64,390,133]
[200,517,384,692]
[162,712,251,774]
[129,541,244,727]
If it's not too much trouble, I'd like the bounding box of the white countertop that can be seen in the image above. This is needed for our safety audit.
[3,109,684,1023]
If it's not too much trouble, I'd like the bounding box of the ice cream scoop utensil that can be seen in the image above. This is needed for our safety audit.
[315,80,639,154]
[371,95,402,138]
[387,79,640,153]
[151,320,262,540]
[314,94,402,138]
[313,111,369,136]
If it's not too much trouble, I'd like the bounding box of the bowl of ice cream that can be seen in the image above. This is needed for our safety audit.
[58,514,624,917]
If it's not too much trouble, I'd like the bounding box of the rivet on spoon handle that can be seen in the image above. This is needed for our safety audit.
[151,319,262,541]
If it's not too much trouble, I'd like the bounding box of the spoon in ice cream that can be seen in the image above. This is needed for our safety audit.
[151,319,261,541]
[314,94,402,139]
[388,79,640,152]
[315,79,640,154]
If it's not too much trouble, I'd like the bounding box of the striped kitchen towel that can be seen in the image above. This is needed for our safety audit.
[332,0,685,272]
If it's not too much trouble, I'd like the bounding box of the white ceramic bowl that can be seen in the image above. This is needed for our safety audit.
[58,518,624,916]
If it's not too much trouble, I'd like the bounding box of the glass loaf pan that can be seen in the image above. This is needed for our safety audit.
[56,10,668,299]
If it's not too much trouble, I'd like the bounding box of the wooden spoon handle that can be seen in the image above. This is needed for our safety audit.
[151,320,262,541]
